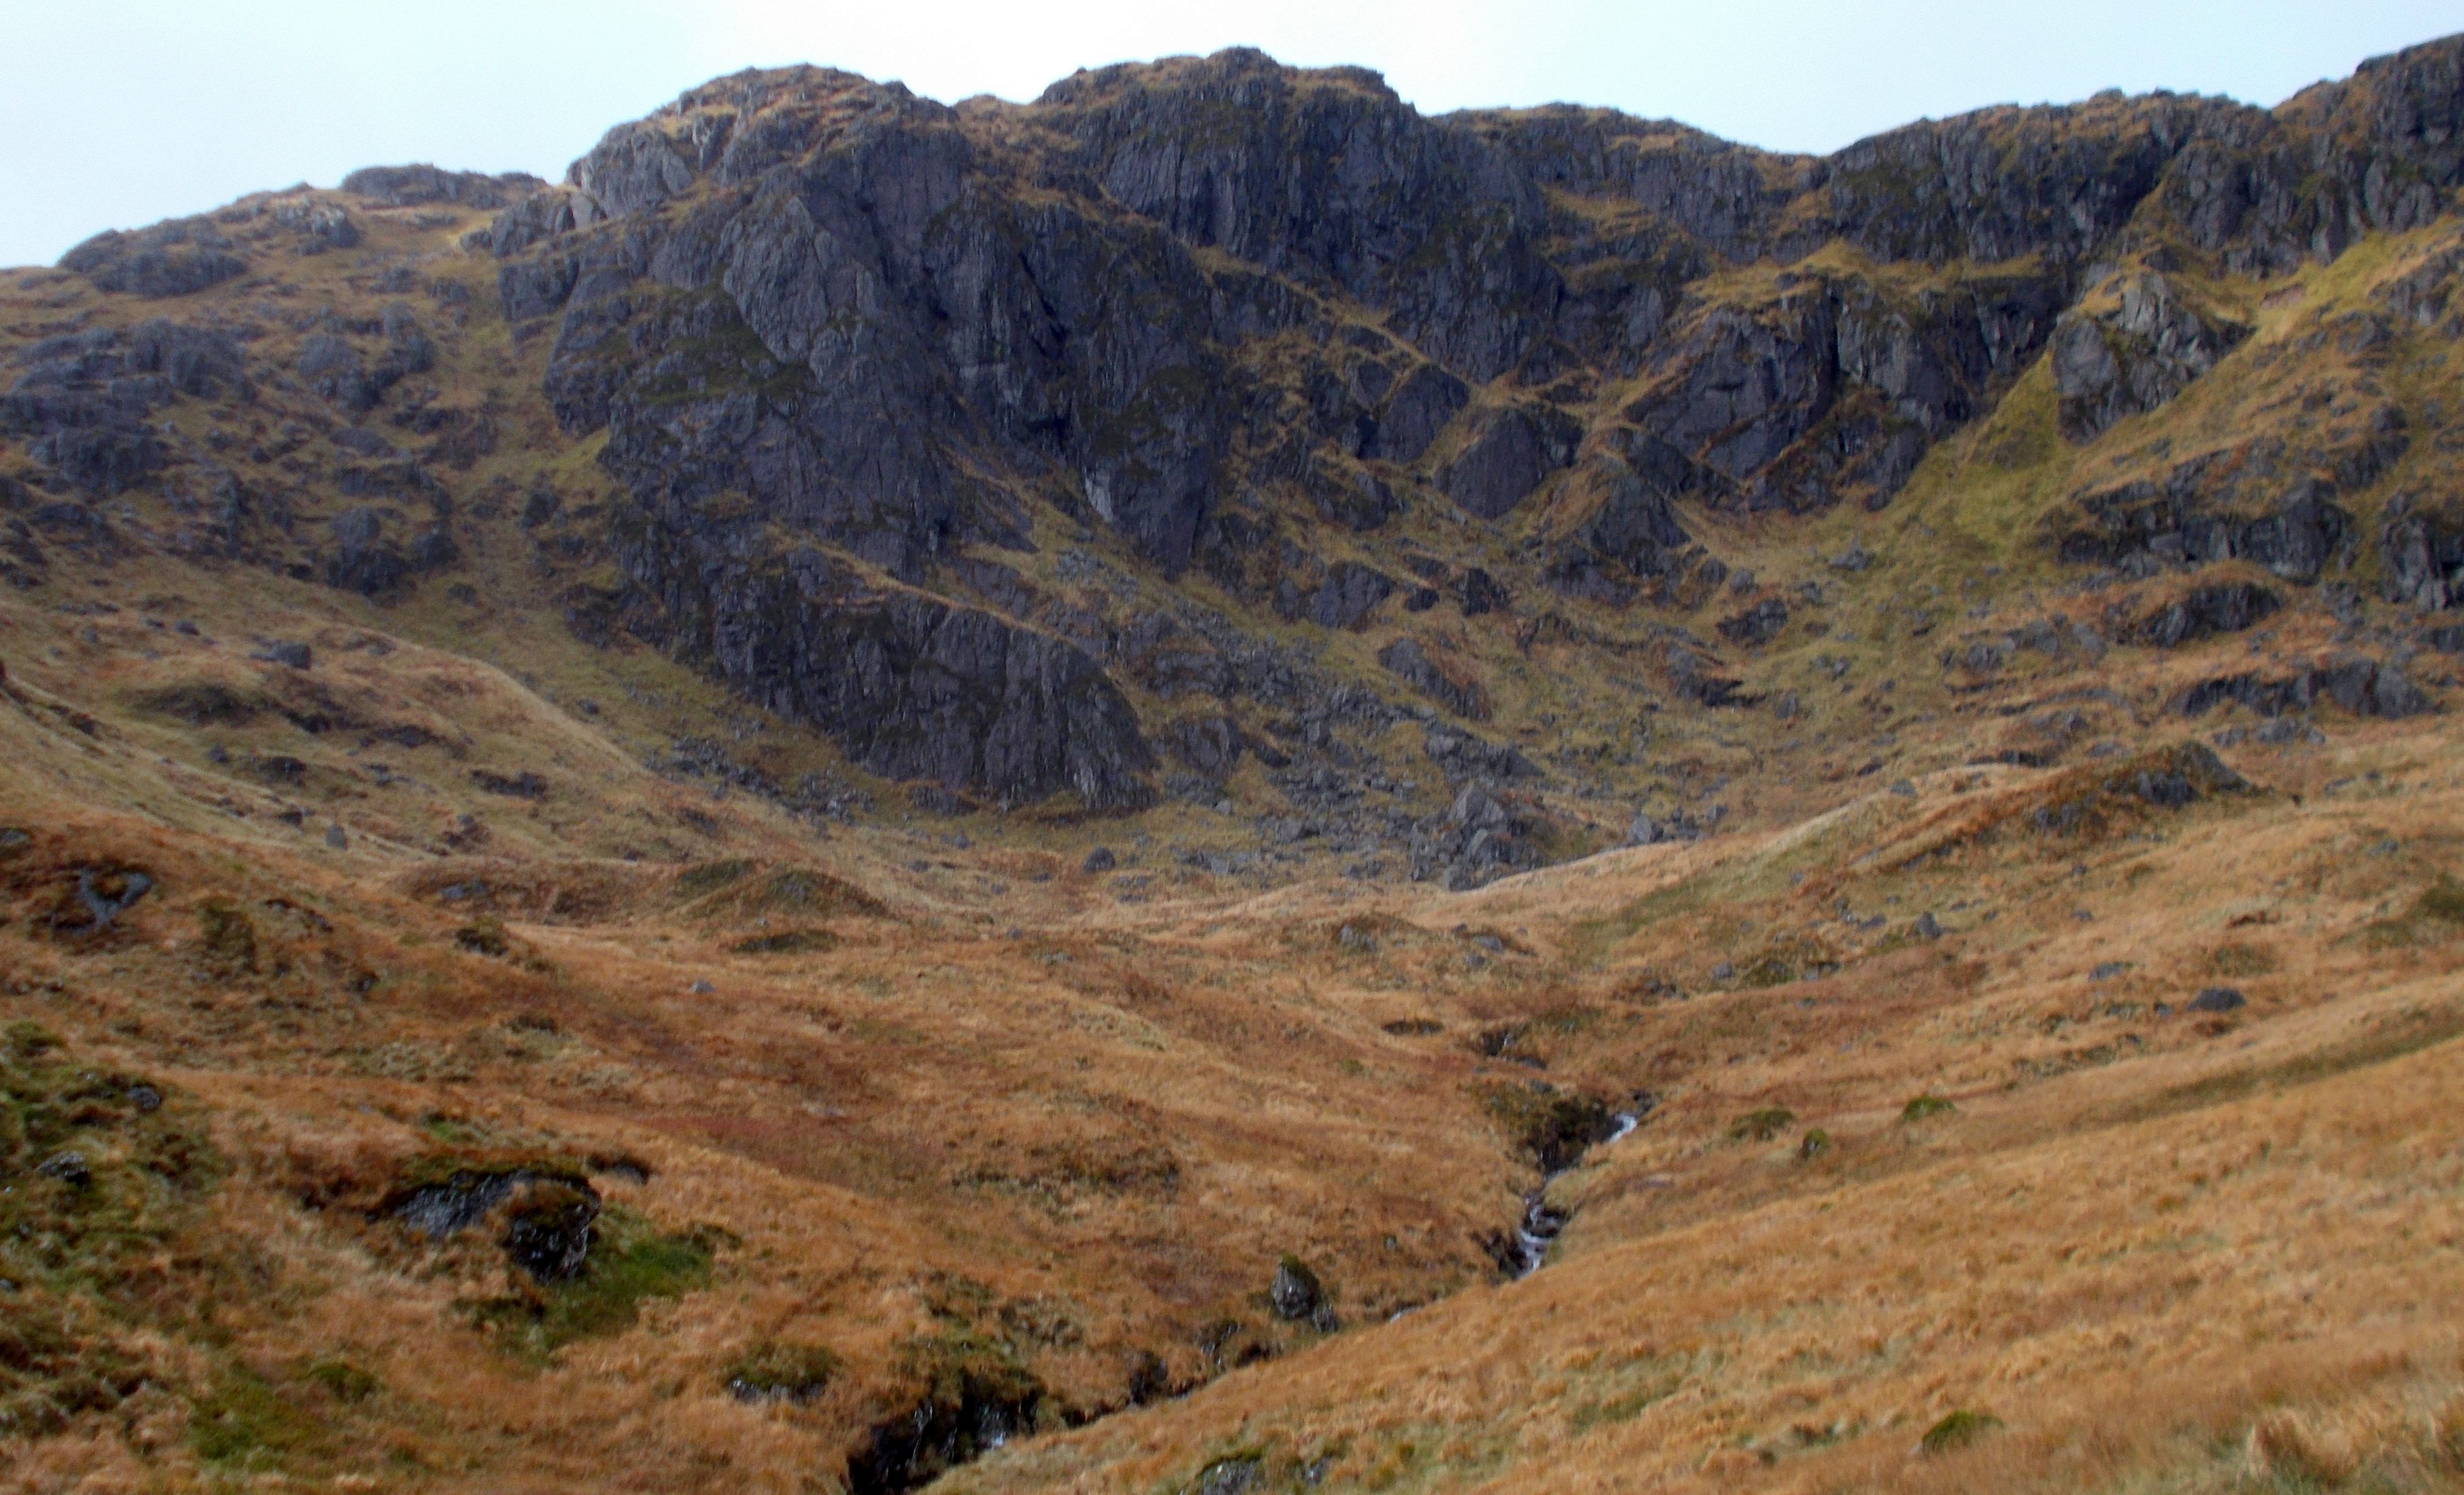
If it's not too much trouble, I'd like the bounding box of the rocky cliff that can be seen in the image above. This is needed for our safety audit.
[8,35,2464,852]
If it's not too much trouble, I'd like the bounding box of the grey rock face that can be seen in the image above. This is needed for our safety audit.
[1043,48,1559,381]
[486,187,599,257]
[1297,562,1395,630]
[2379,499,2464,610]
[1369,364,1472,463]
[1558,453,1695,583]
[1439,403,1581,518]
[625,543,1154,808]
[1622,264,2063,515]
[2063,464,2374,584]
[2051,272,2250,441]
[271,197,360,255]
[2155,38,2464,275]
[0,321,246,492]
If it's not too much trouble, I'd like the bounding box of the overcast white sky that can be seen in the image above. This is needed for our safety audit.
[5,0,2458,268]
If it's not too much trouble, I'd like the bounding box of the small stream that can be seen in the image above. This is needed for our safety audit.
[1506,1109,1640,1279]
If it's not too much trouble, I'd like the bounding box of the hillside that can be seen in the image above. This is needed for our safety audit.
[2,31,2463,1495]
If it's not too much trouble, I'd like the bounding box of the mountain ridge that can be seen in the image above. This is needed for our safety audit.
[2,29,2464,1495]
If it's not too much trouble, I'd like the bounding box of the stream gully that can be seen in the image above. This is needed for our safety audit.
[1507,1109,1641,1279]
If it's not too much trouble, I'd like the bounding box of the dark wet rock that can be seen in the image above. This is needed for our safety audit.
[622,550,1155,809]
[127,1084,161,1113]
[1302,453,1399,532]
[2125,580,2282,648]
[253,640,312,670]
[2060,464,2372,584]
[389,1167,602,1284]
[35,1151,92,1189]
[1081,846,1116,873]
[1045,49,1558,380]
[1268,1255,1325,1321]
[1620,260,2062,514]
[1368,364,1471,463]
[843,1340,1048,1495]
[1547,452,1698,593]
[2187,985,2247,1013]
[1913,911,1944,940]
[2051,271,2250,442]
[211,40,2459,804]
[499,1179,602,1283]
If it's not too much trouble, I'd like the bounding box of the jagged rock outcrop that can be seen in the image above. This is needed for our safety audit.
[59,220,248,298]
[2173,653,2432,718]
[19,35,2464,809]
[1439,403,1582,518]
[2051,271,2250,440]
[341,163,547,209]
[2123,580,2282,646]
[2062,466,2365,582]
[1,322,247,493]
[1615,263,2064,514]
[2380,496,2464,610]
[619,542,1155,809]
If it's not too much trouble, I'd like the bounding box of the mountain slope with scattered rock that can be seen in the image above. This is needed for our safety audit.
[3,29,2464,1495]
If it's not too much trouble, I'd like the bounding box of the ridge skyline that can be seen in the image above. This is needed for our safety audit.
[6,0,2452,268]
